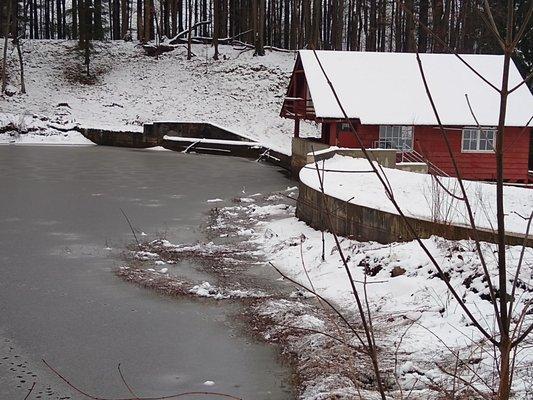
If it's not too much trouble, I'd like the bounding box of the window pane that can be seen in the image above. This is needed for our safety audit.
[479,137,488,150]
[379,125,413,150]
[463,137,470,150]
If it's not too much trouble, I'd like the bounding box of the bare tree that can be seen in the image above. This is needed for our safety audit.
[1,0,12,93]
[13,33,25,93]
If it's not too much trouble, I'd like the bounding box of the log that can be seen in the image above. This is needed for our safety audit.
[168,20,212,45]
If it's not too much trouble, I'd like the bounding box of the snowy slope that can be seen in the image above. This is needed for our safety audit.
[1,40,318,152]
[300,155,533,235]
[212,195,533,398]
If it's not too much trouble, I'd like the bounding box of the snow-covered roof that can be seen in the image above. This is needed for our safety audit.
[299,50,533,127]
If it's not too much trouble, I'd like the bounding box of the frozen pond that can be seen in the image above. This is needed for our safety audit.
[0,146,293,399]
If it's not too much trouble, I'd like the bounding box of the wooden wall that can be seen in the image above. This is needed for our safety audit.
[330,123,530,182]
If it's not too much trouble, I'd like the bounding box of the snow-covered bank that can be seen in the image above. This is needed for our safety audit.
[0,108,94,144]
[208,192,533,398]
[300,155,533,235]
[1,40,318,150]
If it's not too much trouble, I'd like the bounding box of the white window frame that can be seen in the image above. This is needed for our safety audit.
[461,127,496,153]
[378,125,414,151]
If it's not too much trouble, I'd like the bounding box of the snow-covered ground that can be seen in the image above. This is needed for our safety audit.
[1,40,318,151]
[300,155,533,235]
[209,192,533,398]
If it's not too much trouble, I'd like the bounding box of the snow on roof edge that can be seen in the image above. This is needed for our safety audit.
[297,50,533,127]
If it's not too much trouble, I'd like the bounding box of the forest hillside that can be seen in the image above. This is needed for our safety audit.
[1,41,317,150]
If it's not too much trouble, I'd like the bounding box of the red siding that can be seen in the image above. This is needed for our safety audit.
[415,126,530,182]
[337,121,376,148]
[333,122,530,182]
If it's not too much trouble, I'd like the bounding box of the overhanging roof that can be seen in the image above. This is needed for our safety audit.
[299,50,533,127]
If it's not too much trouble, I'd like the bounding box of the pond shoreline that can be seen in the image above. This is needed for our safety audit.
[116,191,376,400]
[0,146,293,399]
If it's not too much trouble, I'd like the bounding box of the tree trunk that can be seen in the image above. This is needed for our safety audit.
[331,0,343,50]
[187,0,192,59]
[93,0,103,39]
[418,0,429,52]
[255,0,265,55]
[71,0,78,39]
[367,0,376,51]
[403,0,415,52]
[213,0,219,59]
[289,0,298,49]
[1,0,12,93]
[170,0,177,36]
[56,0,63,37]
[432,0,445,52]
[137,0,143,40]
[14,37,25,93]
[121,0,129,38]
[143,0,153,41]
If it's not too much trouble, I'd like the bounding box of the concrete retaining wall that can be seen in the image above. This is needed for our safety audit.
[147,122,248,142]
[297,182,532,247]
[396,162,429,174]
[82,128,160,148]
[83,122,250,148]
[311,148,397,168]
[291,137,330,175]
[291,137,399,175]
[81,122,291,170]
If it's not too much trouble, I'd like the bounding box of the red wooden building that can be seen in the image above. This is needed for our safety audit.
[281,50,533,182]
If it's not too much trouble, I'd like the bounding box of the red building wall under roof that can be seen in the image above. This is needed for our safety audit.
[332,122,530,182]
[281,59,532,182]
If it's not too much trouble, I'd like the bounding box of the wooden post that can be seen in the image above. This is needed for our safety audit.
[294,118,300,138]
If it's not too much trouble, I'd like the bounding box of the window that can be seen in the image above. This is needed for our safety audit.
[339,122,351,132]
[378,125,413,150]
[461,128,496,152]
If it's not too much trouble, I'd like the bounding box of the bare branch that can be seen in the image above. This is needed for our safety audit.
[270,322,362,352]
[414,52,502,341]
[511,0,533,47]
[512,309,533,347]
[508,211,533,327]
[118,364,141,400]
[411,323,495,395]
[465,94,495,152]
[42,359,244,400]
[311,48,498,346]
[508,70,533,94]
[23,382,36,400]
[480,0,506,50]
[310,152,387,399]
[120,208,140,248]
[268,262,368,350]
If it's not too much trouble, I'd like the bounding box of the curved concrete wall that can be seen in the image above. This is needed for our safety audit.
[297,182,532,247]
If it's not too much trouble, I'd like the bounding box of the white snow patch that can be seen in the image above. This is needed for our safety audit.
[300,155,533,235]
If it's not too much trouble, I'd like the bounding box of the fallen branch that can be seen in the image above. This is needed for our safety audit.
[42,359,244,400]
[168,20,212,45]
